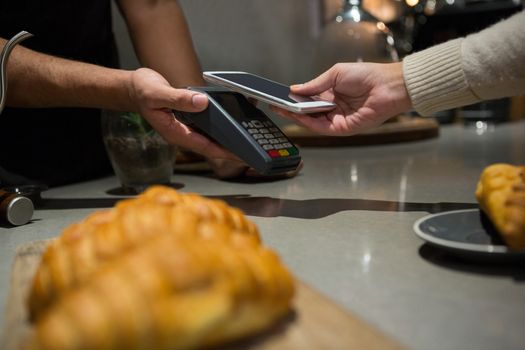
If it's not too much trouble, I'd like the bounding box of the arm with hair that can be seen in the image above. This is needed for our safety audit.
[2,37,133,110]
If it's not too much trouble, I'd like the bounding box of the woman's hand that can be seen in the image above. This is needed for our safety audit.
[272,62,412,136]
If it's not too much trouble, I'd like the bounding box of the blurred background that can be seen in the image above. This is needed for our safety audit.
[112,0,524,124]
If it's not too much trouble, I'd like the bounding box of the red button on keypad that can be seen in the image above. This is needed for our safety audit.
[268,150,280,158]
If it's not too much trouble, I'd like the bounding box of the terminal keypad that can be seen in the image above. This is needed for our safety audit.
[241,119,298,158]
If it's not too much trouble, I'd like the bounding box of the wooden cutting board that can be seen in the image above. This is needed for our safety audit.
[1,241,404,350]
[282,116,439,147]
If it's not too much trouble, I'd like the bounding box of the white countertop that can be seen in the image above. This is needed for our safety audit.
[1,120,525,350]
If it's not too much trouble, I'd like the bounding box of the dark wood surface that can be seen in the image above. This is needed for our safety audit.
[282,116,439,147]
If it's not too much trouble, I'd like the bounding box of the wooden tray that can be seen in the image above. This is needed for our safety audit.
[1,241,404,350]
[282,116,439,147]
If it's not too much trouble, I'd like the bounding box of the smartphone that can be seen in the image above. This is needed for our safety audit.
[172,87,301,176]
[203,71,336,114]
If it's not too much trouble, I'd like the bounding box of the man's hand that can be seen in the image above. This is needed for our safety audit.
[127,68,247,173]
[272,62,412,136]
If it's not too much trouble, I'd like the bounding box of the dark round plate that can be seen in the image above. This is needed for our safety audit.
[413,209,525,261]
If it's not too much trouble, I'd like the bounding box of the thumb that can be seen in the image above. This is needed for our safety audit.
[159,87,209,113]
[290,66,339,96]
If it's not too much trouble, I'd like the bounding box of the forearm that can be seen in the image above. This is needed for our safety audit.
[463,10,525,100]
[4,39,135,111]
[403,10,525,116]
[118,0,204,87]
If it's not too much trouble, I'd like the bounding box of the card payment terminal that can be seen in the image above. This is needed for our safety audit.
[172,87,301,176]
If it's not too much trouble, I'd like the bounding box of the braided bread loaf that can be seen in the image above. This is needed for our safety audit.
[476,164,525,249]
[25,186,294,349]
[28,186,259,320]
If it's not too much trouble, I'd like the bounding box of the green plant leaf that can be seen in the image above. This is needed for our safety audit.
[121,112,154,135]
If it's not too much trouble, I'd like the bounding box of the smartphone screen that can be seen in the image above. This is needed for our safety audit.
[208,73,313,104]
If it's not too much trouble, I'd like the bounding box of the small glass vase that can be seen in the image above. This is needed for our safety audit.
[102,110,177,194]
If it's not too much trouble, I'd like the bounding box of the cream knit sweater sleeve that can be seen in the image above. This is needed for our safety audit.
[403,10,525,116]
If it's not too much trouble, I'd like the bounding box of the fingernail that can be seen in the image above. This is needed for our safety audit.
[290,84,303,89]
[192,94,208,108]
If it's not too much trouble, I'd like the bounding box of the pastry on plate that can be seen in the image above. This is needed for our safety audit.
[476,163,525,249]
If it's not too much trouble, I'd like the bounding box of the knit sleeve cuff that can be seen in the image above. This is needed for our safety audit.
[402,38,480,116]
